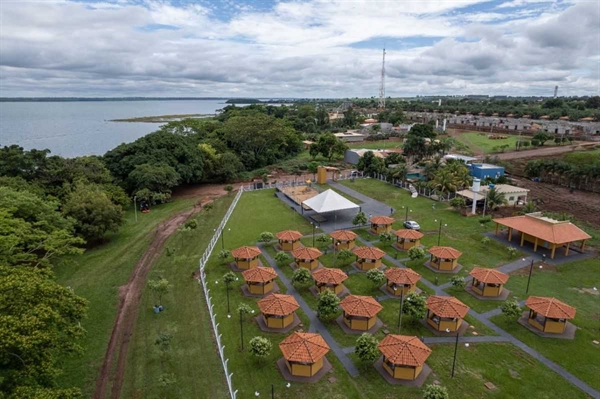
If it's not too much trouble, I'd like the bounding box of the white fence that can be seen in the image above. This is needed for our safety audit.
[198,187,244,399]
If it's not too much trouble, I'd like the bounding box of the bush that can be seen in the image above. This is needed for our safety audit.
[184,219,198,229]
[366,269,386,286]
[218,250,230,264]
[317,289,340,320]
[224,184,234,193]
[258,231,274,243]
[355,333,379,363]
[507,246,518,258]
[352,211,368,226]
[408,246,426,261]
[316,234,331,248]
[337,248,354,265]
[449,275,465,290]
[274,251,291,266]
[378,232,394,246]
[501,300,522,320]
[249,336,272,358]
[423,384,449,399]
[480,236,491,245]
[292,267,313,286]
[403,293,427,323]
[449,197,466,209]
[479,216,492,224]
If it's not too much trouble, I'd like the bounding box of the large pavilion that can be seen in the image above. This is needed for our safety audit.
[493,213,591,259]
[378,335,432,382]
[302,189,360,226]
[425,295,470,334]
[279,332,331,379]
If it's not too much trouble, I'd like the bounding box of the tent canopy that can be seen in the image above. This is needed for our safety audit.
[302,189,359,213]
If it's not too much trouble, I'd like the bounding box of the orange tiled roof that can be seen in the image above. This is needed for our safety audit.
[429,246,462,259]
[469,267,509,285]
[258,293,299,316]
[378,335,432,366]
[276,230,303,241]
[493,214,591,245]
[242,266,278,283]
[370,215,394,225]
[526,296,576,319]
[279,332,330,363]
[426,295,469,319]
[330,230,358,241]
[395,229,424,240]
[353,246,386,260]
[231,246,261,259]
[291,247,322,260]
[312,268,348,285]
[340,295,383,317]
[384,267,421,285]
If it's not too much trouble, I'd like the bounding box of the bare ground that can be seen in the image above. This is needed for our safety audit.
[93,205,204,399]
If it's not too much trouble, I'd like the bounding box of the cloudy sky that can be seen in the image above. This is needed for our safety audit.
[1,0,598,98]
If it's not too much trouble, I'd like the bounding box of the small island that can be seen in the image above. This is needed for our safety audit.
[225,98,263,104]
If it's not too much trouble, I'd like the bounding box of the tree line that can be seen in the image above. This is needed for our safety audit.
[525,156,600,193]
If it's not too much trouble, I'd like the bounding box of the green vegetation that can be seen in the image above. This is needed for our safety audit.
[111,113,209,122]
[455,132,523,154]
[525,148,600,192]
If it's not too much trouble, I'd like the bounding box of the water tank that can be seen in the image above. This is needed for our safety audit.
[489,184,495,189]
[472,178,481,192]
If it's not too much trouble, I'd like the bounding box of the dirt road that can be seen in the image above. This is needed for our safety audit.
[93,206,202,399]
[494,142,598,160]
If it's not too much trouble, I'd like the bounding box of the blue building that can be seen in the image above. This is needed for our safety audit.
[468,163,505,180]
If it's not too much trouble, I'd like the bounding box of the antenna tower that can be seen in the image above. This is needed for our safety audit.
[553,85,558,98]
[378,47,386,109]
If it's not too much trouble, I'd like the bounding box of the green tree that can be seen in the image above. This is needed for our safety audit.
[258,231,274,243]
[224,184,234,194]
[249,336,273,359]
[0,266,87,396]
[218,250,231,264]
[274,251,291,266]
[403,293,427,323]
[223,271,236,286]
[337,249,354,265]
[316,234,331,248]
[507,246,518,258]
[521,200,537,214]
[501,300,523,320]
[378,232,394,247]
[343,107,357,127]
[355,333,379,363]
[358,151,385,175]
[352,211,368,226]
[450,197,466,210]
[317,289,340,319]
[423,384,449,399]
[292,267,313,287]
[366,268,386,286]
[129,163,181,204]
[533,132,550,146]
[485,187,507,214]
[449,275,466,290]
[63,184,123,242]
[407,246,426,261]
[148,278,171,307]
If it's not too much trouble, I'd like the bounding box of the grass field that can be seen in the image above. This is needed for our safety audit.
[54,198,197,395]
[454,131,568,154]
[347,140,403,150]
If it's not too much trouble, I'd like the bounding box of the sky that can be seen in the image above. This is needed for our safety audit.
[0,0,599,98]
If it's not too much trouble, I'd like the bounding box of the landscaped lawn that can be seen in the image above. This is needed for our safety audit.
[491,258,600,391]
[455,131,569,154]
[54,198,197,395]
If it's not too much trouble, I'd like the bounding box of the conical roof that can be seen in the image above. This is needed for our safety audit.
[378,335,431,366]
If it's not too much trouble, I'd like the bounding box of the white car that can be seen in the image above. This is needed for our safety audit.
[403,221,421,230]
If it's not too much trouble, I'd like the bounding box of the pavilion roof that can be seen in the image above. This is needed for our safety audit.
[378,335,432,366]
[384,267,421,285]
[258,294,299,316]
[394,229,424,240]
[469,267,509,284]
[330,230,358,241]
[231,246,262,259]
[242,266,278,283]
[340,295,383,317]
[291,247,322,260]
[426,295,470,319]
[526,296,576,319]
[312,268,348,285]
[279,332,330,363]
[276,230,303,241]
[429,246,462,259]
[353,246,386,260]
[370,215,394,225]
[493,213,591,245]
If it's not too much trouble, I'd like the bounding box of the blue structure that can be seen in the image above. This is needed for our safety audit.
[468,163,504,180]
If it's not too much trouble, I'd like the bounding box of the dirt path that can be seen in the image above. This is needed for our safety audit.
[93,205,203,399]
[495,142,598,160]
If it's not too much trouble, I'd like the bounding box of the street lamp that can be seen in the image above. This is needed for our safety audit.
[270,382,291,398]
[434,219,447,246]
[310,222,319,247]
[215,227,231,250]
[396,288,407,333]
[448,328,460,378]
[240,308,255,350]
[401,206,412,222]
[333,242,340,267]
[525,257,543,294]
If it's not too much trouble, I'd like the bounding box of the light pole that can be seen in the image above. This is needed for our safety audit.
[133,195,137,222]
[434,219,447,246]
[396,288,406,333]
[311,222,318,247]
[402,206,412,222]
[525,258,543,294]
[449,328,459,378]
[333,242,340,267]
[240,308,255,350]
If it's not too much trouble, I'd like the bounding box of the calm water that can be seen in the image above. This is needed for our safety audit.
[0,100,227,157]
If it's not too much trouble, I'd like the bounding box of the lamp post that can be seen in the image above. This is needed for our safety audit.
[402,206,412,222]
[525,258,543,294]
[311,222,318,247]
[396,289,406,333]
[333,242,340,267]
[449,328,459,378]
[434,219,447,246]
[239,308,255,350]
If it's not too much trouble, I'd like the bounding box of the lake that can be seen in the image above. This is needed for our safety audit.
[0,100,228,158]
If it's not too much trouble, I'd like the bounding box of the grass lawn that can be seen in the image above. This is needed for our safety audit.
[347,140,403,150]
[455,131,568,155]
[491,258,600,390]
[340,178,521,284]
[54,198,197,395]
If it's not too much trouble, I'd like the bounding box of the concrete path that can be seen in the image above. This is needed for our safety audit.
[259,244,360,377]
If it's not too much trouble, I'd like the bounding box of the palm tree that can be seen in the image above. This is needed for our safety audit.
[485,187,507,215]
[432,169,458,193]
[389,164,407,181]
[520,200,537,214]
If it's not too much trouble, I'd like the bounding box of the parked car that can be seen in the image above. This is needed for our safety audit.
[403,220,421,230]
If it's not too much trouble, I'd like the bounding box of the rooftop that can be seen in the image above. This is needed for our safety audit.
[231,246,262,259]
[312,268,348,285]
[353,246,386,260]
[426,295,470,319]
[469,267,509,285]
[276,230,303,241]
[378,335,432,366]
[291,247,323,260]
[394,229,424,240]
[340,295,383,317]
[429,246,462,259]
[242,266,278,283]
[525,296,576,319]
[279,332,330,363]
[258,293,299,316]
[493,213,591,245]
[370,215,394,225]
[384,267,421,285]
[330,230,358,241]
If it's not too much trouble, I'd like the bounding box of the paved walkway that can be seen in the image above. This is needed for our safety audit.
[259,243,360,377]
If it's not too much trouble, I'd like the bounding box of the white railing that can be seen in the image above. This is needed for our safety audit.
[198,187,244,399]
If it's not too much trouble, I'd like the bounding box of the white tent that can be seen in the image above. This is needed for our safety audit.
[302,189,359,213]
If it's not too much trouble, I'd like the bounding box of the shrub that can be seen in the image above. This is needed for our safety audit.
[507,246,518,258]
[501,300,522,320]
[352,211,368,226]
[355,333,379,363]
[317,289,340,320]
[274,251,291,266]
[408,246,426,261]
[292,268,313,286]
[450,197,466,209]
[403,293,427,323]
[218,250,230,264]
[480,236,491,245]
[249,336,272,358]
[184,219,198,229]
[366,269,386,286]
[479,216,492,224]
[337,248,354,265]
[423,384,449,399]
[316,234,331,248]
[258,231,274,243]
[449,275,465,290]
[224,184,234,194]
[378,232,394,246]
